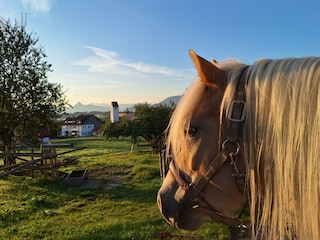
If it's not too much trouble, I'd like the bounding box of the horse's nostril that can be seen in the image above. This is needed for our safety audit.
[157,190,180,219]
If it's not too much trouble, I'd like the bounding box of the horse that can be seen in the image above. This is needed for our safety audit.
[157,50,320,240]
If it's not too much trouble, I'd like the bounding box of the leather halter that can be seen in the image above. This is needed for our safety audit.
[169,66,250,238]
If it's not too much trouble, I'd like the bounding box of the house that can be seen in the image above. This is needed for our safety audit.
[60,114,103,137]
[119,112,135,121]
[38,131,51,143]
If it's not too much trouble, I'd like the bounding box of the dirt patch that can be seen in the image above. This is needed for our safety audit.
[77,167,132,190]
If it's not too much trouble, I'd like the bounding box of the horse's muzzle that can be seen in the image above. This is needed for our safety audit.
[157,191,178,226]
[157,190,203,230]
[157,173,203,230]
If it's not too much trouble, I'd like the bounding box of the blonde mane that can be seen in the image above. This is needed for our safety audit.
[243,57,320,239]
[167,57,320,239]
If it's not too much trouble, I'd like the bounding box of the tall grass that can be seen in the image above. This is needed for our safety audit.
[0,137,229,239]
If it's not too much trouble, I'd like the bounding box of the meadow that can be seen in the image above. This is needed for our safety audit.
[0,137,229,240]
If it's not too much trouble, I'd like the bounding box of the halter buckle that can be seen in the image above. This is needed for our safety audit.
[228,100,246,122]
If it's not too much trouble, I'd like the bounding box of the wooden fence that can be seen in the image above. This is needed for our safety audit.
[0,144,86,180]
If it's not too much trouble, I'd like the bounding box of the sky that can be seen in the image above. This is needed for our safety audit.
[1,0,320,106]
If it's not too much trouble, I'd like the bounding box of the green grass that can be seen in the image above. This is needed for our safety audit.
[0,137,229,240]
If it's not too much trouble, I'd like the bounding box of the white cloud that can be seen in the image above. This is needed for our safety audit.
[67,46,196,105]
[75,46,194,80]
[21,0,52,14]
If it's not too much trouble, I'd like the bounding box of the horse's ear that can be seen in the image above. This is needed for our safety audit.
[189,50,226,89]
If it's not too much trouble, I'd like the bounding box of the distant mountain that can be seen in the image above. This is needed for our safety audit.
[66,102,135,113]
[66,96,182,113]
[66,102,107,113]
[158,95,181,106]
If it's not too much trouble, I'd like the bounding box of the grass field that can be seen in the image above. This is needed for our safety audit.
[0,137,229,240]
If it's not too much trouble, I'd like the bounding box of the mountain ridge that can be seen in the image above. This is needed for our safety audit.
[66,95,181,113]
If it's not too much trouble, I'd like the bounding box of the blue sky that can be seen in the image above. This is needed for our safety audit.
[2,0,320,106]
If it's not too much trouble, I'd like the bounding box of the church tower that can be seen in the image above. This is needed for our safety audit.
[110,101,119,122]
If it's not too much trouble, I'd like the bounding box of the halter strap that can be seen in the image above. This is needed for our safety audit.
[227,66,249,142]
[183,66,249,199]
[168,66,250,237]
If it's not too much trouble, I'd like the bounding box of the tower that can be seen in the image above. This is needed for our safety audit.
[110,101,119,122]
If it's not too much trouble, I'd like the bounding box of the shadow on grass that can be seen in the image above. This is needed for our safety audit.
[65,219,174,240]
[0,177,98,227]
[106,181,160,204]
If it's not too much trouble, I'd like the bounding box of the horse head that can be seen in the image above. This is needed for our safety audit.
[157,50,248,231]
[158,51,320,239]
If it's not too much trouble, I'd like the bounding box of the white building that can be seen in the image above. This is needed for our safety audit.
[110,101,119,122]
[60,115,103,137]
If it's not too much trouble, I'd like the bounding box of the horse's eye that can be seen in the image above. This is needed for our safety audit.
[186,127,197,136]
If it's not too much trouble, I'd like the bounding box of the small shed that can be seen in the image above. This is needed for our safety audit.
[38,131,50,143]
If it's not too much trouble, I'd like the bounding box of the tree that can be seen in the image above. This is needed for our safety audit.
[103,120,121,139]
[0,18,69,164]
[102,103,174,150]
[132,103,173,147]
[103,119,135,140]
